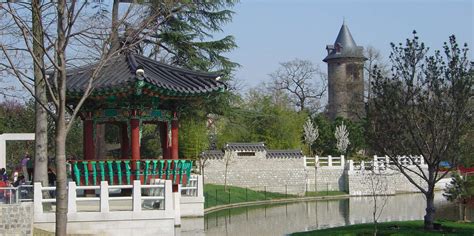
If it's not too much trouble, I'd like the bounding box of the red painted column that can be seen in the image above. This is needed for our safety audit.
[83,119,95,160]
[121,123,129,159]
[171,120,179,160]
[130,118,140,162]
[160,122,170,159]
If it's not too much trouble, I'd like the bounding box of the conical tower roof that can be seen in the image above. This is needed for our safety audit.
[323,22,365,62]
[334,23,357,49]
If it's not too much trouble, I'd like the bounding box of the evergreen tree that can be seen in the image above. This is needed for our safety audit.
[144,1,239,75]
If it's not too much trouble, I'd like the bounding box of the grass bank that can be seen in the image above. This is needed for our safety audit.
[204,184,346,209]
[291,220,474,236]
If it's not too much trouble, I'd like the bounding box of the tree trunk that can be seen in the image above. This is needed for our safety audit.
[32,0,48,188]
[224,163,228,191]
[55,117,68,236]
[424,189,435,230]
[55,1,68,234]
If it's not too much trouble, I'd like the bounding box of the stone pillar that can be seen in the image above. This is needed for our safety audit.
[171,120,179,160]
[120,123,129,159]
[83,118,95,160]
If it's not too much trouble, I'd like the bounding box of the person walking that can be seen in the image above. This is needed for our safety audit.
[27,156,34,182]
[20,153,30,182]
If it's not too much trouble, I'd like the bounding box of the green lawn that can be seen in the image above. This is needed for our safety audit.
[204,184,347,209]
[291,220,474,236]
[204,184,293,208]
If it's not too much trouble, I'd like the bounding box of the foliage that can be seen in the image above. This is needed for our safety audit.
[140,124,162,159]
[0,100,35,171]
[443,173,474,221]
[145,0,239,76]
[311,115,366,157]
[179,116,209,161]
[215,87,307,150]
[292,220,474,236]
[368,32,472,229]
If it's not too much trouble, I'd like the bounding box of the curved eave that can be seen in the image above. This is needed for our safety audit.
[67,80,225,100]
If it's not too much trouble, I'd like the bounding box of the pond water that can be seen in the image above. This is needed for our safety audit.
[177,192,473,236]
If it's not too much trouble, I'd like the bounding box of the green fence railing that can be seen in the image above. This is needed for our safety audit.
[68,159,193,186]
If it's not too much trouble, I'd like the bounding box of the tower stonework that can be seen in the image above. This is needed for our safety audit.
[323,23,366,120]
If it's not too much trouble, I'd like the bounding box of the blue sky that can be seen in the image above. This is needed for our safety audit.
[218,0,473,89]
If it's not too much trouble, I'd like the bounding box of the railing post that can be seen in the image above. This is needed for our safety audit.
[165,179,173,211]
[328,155,333,167]
[340,155,345,167]
[133,180,141,212]
[100,181,109,213]
[373,155,378,171]
[361,161,365,171]
[315,155,320,168]
[33,182,43,214]
[68,182,77,214]
[173,182,181,226]
[303,156,307,167]
[197,175,203,197]
[348,160,354,172]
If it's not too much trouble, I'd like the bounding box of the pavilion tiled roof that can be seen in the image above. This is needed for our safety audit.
[65,53,225,97]
[266,150,304,159]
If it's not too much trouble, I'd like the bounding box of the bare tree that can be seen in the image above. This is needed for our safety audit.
[368,32,472,230]
[365,168,390,236]
[269,59,327,113]
[364,46,389,101]
[222,149,235,191]
[0,1,178,234]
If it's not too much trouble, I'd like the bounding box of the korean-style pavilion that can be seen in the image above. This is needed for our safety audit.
[65,53,225,187]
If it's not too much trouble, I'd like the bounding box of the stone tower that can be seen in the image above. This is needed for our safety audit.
[323,22,366,120]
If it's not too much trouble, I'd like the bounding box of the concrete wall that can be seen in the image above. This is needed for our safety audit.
[306,168,346,192]
[0,202,33,236]
[347,168,427,196]
[35,219,175,236]
[203,152,306,194]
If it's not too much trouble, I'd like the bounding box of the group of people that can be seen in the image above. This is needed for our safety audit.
[0,167,27,203]
[0,152,57,203]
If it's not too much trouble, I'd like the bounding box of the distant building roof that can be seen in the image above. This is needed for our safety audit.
[224,142,266,152]
[266,150,304,159]
[200,150,224,159]
[323,23,365,62]
[65,53,225,98]
[200,143,304,159]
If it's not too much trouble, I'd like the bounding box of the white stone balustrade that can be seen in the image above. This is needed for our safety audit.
[34,180,174,223]
[305,155,345,169]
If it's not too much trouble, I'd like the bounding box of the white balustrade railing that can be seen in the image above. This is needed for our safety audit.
[180,175,201,197]
[306,155,426,171]
[348,155,426,172]
[305,155,345,169]
[34,179,172,215]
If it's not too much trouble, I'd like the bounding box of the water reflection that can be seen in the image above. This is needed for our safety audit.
[199,192,472,236]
